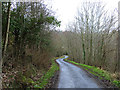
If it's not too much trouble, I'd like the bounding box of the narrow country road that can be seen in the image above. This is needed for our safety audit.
[56,56,102,88]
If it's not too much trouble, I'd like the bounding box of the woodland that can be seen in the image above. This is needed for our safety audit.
[1,1,120,88]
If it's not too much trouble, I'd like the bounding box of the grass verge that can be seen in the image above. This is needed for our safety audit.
[33,57,59,88]
[64,58,120,88]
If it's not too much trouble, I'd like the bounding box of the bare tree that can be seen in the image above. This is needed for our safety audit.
[63,2,118,73]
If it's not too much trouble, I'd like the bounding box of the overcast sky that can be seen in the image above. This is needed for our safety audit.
[44,0,120,31]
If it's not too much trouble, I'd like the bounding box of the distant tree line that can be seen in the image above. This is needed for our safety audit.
[54,2,119,75]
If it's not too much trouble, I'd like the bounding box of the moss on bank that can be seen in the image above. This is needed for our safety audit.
[3,57,59,88]
[33,57,59,88]
[64,58,120,88]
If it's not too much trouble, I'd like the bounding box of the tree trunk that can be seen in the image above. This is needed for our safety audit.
[118,1,120,72]
[3,2,11,56]
[81,31,86,64]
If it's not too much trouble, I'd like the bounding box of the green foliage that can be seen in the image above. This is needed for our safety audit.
[2,2,60,88]
[2,2,61,52]
[113,80,120,87]
[33,58,59,88]
[12,57,59,88]
[46,16,61,27]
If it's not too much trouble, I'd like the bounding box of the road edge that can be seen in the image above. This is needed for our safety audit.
[64,59,118,89]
